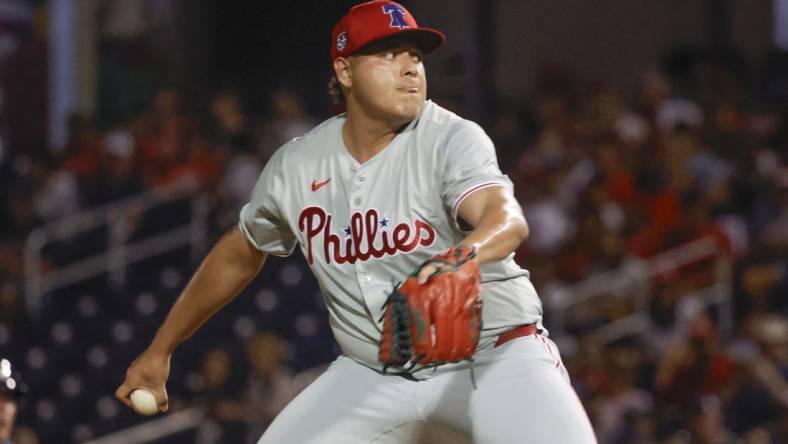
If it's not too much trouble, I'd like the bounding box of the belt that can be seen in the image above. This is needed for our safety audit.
[494,323,539,347]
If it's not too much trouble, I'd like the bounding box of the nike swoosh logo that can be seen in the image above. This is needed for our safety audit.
[311,178,331,191]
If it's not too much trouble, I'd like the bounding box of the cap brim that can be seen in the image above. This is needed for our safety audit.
[355,28,446,57]
[396,28,446,55]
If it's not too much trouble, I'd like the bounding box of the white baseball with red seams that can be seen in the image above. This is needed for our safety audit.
[240,101,597,443]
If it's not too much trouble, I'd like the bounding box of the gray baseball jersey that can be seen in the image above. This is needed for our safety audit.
[239,100,544,370]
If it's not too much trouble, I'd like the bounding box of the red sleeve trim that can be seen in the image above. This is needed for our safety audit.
[451,181,507,223]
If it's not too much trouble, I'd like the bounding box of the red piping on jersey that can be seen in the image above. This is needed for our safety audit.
[451,181,507,223]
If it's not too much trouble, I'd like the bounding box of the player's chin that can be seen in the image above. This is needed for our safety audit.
[391,97,425,120]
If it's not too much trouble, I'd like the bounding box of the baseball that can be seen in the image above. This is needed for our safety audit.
[130,389,159,416]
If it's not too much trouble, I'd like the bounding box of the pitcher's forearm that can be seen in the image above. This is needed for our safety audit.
[147,228,266,355]
[461,210,527,264]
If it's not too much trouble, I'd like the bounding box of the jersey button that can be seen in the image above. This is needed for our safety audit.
[357,177,365,182]
[354,197,361,206]
[360,275,372,284]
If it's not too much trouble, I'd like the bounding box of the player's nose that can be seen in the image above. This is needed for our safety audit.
[398,53,419,77]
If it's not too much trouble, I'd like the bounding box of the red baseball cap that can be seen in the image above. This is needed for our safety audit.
[331,1,446,61]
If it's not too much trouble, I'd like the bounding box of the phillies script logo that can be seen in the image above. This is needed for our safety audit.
[298,206,435,265]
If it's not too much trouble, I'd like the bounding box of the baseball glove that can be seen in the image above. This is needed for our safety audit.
[379,245,482,371]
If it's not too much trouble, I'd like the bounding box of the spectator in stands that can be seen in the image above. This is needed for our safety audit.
[243,331,292,434]
[749,316,788,409]
[0,358,27,444]
[739,258,787,317]
[0,167,39,243]
[0,386,16,444]
[0,157,39,296]
[0,284,21,328]
[59,113,102,183]
[32,158,79,222]
[594,141,637,212]
[655,311,738,408]
[213,89,261,217]
[741,427,775,444]
[518,174,573,257]
[566,335,608,400]
[611,410,658,444]
[488,102,530,175]
[134,86,199,187]
[87,127,144,206]
[592,346,654,443]
[207,88,254,156]
[242,331,325,441]
[8,427,36,444]
[154,125,222,191]
[638,69,703,133]
[726,314,788,439]
[758,175,788,252]
[191,348,246,444]
[685,396,738,444]
[628,164,683,257]
[256,88,315,163]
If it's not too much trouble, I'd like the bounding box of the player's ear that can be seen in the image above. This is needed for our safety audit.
[334,57,352,89]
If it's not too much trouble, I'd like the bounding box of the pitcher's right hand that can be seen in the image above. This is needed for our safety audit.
[115,350,171,414]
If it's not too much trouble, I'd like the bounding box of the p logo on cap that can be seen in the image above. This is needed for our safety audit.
[382,4,409,29]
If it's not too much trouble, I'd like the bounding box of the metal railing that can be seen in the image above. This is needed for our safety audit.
[546,237,733,349]
[23,185,211,317]
[82,408,204,444]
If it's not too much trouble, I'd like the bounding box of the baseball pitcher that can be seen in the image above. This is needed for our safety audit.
[117,2,597,442]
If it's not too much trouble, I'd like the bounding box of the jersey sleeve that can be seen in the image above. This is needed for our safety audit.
[440,120,514,226]
[238,148,298,256]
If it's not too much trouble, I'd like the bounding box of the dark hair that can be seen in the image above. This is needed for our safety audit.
[328,75,345,106]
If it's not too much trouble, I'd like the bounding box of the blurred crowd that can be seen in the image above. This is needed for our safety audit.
[490,55,788,443]
[0,84,316,311]
[0,43,787,443]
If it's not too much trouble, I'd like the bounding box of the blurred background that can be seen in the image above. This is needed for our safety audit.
[0,0,786,443]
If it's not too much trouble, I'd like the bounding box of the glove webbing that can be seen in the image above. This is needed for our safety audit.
[384,288,414,368]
